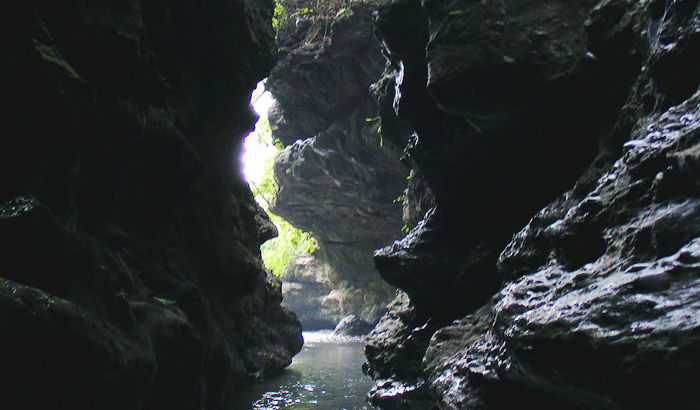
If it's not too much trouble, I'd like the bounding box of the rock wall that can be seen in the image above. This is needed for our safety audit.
[0,0,302,409]
[364,0,700,408]
[266,1,408,328]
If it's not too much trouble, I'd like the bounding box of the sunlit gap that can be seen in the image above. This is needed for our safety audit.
[241,80,317,278]
[243,81,276,186]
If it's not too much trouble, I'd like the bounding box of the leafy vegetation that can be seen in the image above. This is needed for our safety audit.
[274,0,349,22]
[261,213,317,277]
[393,193,407,204]
[272,0,359,49]
[245,86,317,277]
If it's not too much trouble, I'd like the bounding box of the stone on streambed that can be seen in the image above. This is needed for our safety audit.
[333,314,375,336]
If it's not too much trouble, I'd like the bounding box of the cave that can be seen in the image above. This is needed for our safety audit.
[2,0,700,409]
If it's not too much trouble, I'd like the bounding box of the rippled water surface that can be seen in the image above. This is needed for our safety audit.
[226,331,374,409]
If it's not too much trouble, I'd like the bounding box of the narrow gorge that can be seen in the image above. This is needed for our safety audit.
[264,0,408,331]
[1,0,700,409]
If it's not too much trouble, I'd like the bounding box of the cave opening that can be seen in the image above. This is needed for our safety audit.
[234,8,414,409]
[243,80,317,280]
[233,71,402,405]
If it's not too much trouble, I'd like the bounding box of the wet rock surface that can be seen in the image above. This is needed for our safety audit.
[364,0,700,408]
[364,292,438,409]
[478,91,700,410]
[334,313,375,336]
[267,1,387,144]
[0,0,301,408]
[267,0,406,328]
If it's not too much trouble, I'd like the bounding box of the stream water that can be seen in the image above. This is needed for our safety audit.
[226,331,375,410]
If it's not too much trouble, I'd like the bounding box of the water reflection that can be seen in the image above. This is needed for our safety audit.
[227,331,374,410]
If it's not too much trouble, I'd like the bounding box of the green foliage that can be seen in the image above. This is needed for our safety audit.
[289,7,314,18]
[33,21,84,81]
[273,3,285,29]
[401,224,410,234]
[393,193,407,204]
[274,0,350,21]
[261,214,317,277]
[272,0,315,28]
[364,116,383,147]
[272,0,360,47]
[248,120,279,209]
[335,6,348,17]
[246,102,317,278]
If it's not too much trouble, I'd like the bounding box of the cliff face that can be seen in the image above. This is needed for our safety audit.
[266,1,408,328]
[0,0,301,409]
[365,0,700,408]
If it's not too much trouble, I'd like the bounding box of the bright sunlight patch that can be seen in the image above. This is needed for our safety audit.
[243,81,316,277]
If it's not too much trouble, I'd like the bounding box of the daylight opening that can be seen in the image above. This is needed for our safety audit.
[242,81,317,277]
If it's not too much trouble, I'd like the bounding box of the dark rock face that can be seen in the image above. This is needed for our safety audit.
[371,0,614,320]
[0,0,302,409]
[268,2,388,144]
[473,94,700,410]
[365,0,700,408]
[267,1,407,328]
[425,92,700,409]
[364,292,439,410]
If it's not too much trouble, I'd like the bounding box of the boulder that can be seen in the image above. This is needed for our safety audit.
[334,314,375,336]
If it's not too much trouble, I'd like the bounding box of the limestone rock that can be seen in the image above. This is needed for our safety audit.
[273,121,407,246]
[426,90,700,408]
[365,0,700,408]
[268,2,387,144]
[267,0,406,328]
[364,292,437,408]
[281,254,337,330]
